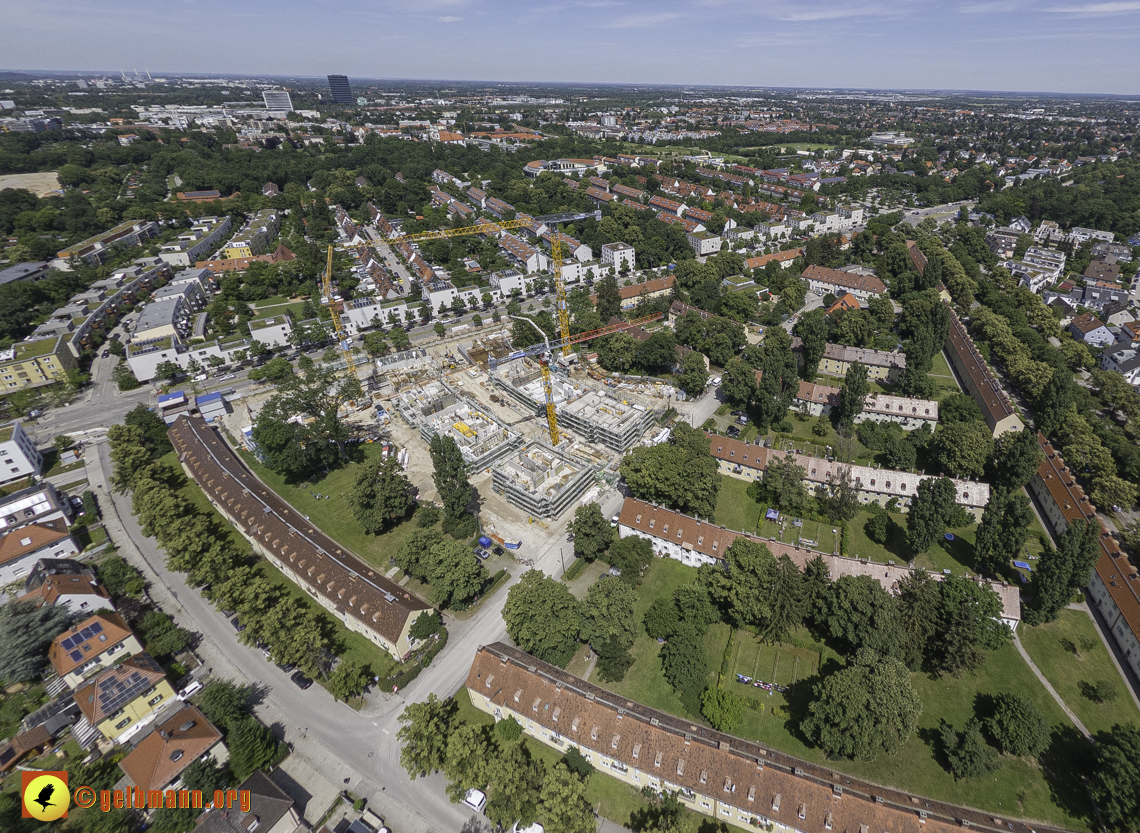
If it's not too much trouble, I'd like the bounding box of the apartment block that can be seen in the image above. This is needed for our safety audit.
[169,416,431,661]
[0,420,42,486]
[492,443,596,518]
[223,210,280,259]
[0,336,79,391]
[466,641,1030,833]
[247,315,293,348]
[57,220,160,265]
[943,307,1024,438]
[158,216,233,267]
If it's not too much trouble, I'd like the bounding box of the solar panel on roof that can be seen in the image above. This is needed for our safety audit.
[69,650,82,662]
[89,623,103,635]
[60,636,75,650]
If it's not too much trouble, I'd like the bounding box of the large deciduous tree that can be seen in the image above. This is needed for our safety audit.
[397,693,457,778]
[794,308,828,380]
[802,649,922,762]
[351,453,415,535]
[1089,724,1140,828]
[907,476,959,554]
[973,487,1033,578]
[568,502,612,562]
[430,434,476,537]
[836,361,869,433]
[620,422,719,518]
[502,570,582,667]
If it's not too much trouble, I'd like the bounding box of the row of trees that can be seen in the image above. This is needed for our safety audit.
[398,695,595,833]
[107,406,371,699]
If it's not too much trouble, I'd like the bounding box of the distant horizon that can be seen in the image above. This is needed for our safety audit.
[2,67,1137,102]
[6,1,1140,97]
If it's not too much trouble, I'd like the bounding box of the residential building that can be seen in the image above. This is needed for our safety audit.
[74,653,174,744]
[857,393,939,430]
[247,315,293,348]
[0,261,49,286]
[468,641,1037,833]
[0,517,76,586]
[801,265,886,303]
[194,770,300,833]
[1084,257,1121,283]
[0,484,72,535]
[706,435,988,518]
[0,336,79,391]
[18,559,113,613]
[648,194,685,215]
[492,443,596,519]
[743,249,800,271]
[49,612,144,690]
[223,210,279,259]
[544,231,592,263]
[601,242,636,273]
[1068,227,1114,245]
[1069,312,1114,347]
[793,380,841,416]
[326,74,353,104]
[1101,348,1140,385]
[1092,241,1133,263]
[500,234,548,274]
[687,231,723,257]
[824,293,860,315]
[593,275,676,310]
[261,90,293,113]
[169,416,432,661]
[0,726,52,774]
[0,420,42,485]
[811,342,904,382]
[1029,434,1140,683]
[943,308,1024,438]
[118,705,226,794]
[57,220,160,265]
[157,216,232,267]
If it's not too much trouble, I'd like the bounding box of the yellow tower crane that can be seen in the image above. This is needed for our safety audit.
[320,245,358,380]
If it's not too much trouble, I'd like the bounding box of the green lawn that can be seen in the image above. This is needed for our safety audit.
[714,475,840,553]
[584,557,1096,830]
[1019,609,1140,737]
[236,446,420,575]
[161,450,399,682]
[846,508,981,574]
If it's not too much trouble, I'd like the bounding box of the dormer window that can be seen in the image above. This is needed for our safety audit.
[171,750,184,762]
[654,751,662,768]
[611,735,620,749]
[591,725,598,740]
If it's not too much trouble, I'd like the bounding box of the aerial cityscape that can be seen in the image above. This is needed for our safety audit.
[2,12,1140,833]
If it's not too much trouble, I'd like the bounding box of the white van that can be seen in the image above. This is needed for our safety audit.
[462,789,486,813]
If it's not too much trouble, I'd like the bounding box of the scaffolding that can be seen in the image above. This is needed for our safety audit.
[492,442,597,519]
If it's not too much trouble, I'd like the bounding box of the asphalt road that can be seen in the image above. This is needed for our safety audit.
[90,430,626,833]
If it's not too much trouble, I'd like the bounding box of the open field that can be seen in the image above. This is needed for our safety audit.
[0,171,62,197]
[235,445,420,575]
[1019,609,1140,737]
[586,557,1095,830]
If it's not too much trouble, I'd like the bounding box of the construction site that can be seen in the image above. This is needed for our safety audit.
[491,357,658,453]
[394,381,523,472]
[491,442,598,519]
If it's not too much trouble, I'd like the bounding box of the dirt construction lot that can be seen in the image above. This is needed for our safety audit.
[0,171,62,197]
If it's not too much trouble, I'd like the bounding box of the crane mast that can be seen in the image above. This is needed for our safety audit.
[321,245,358,380]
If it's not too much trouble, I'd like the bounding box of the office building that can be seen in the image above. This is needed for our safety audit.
[327,74,353,104]
[262,89,293,113]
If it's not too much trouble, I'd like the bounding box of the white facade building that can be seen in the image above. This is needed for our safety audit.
[0,420,42,485]
[247,316,293,348]
[600,242,636,273]
[157,216,233,267]
[687,231,723,257]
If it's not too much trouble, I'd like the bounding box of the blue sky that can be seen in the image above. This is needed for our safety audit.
[6,0,1140,94]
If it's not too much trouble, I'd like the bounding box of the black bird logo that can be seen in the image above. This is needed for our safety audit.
[33,783,56,812]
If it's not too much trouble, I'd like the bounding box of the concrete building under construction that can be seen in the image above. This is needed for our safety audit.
[396,382,521,471]
[492,443,597,518]
[493,365,655,453]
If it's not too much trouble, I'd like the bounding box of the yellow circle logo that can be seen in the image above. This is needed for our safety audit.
[23,773,70,821]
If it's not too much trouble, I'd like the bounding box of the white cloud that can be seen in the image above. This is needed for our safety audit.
[1043,0,1140,12]
[438,15,462,21]
[600,11,681,27]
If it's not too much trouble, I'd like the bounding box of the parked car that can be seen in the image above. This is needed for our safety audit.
[726,426,741,438]
[735,415,749,425]
[290,670,313,690]
[731,410,746,417]
[462,789,487,814]
[610,515,620,527]
[221,373,237,380]
[276,661,296,673]
[230,617,246,632]
[101,350,109,358]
